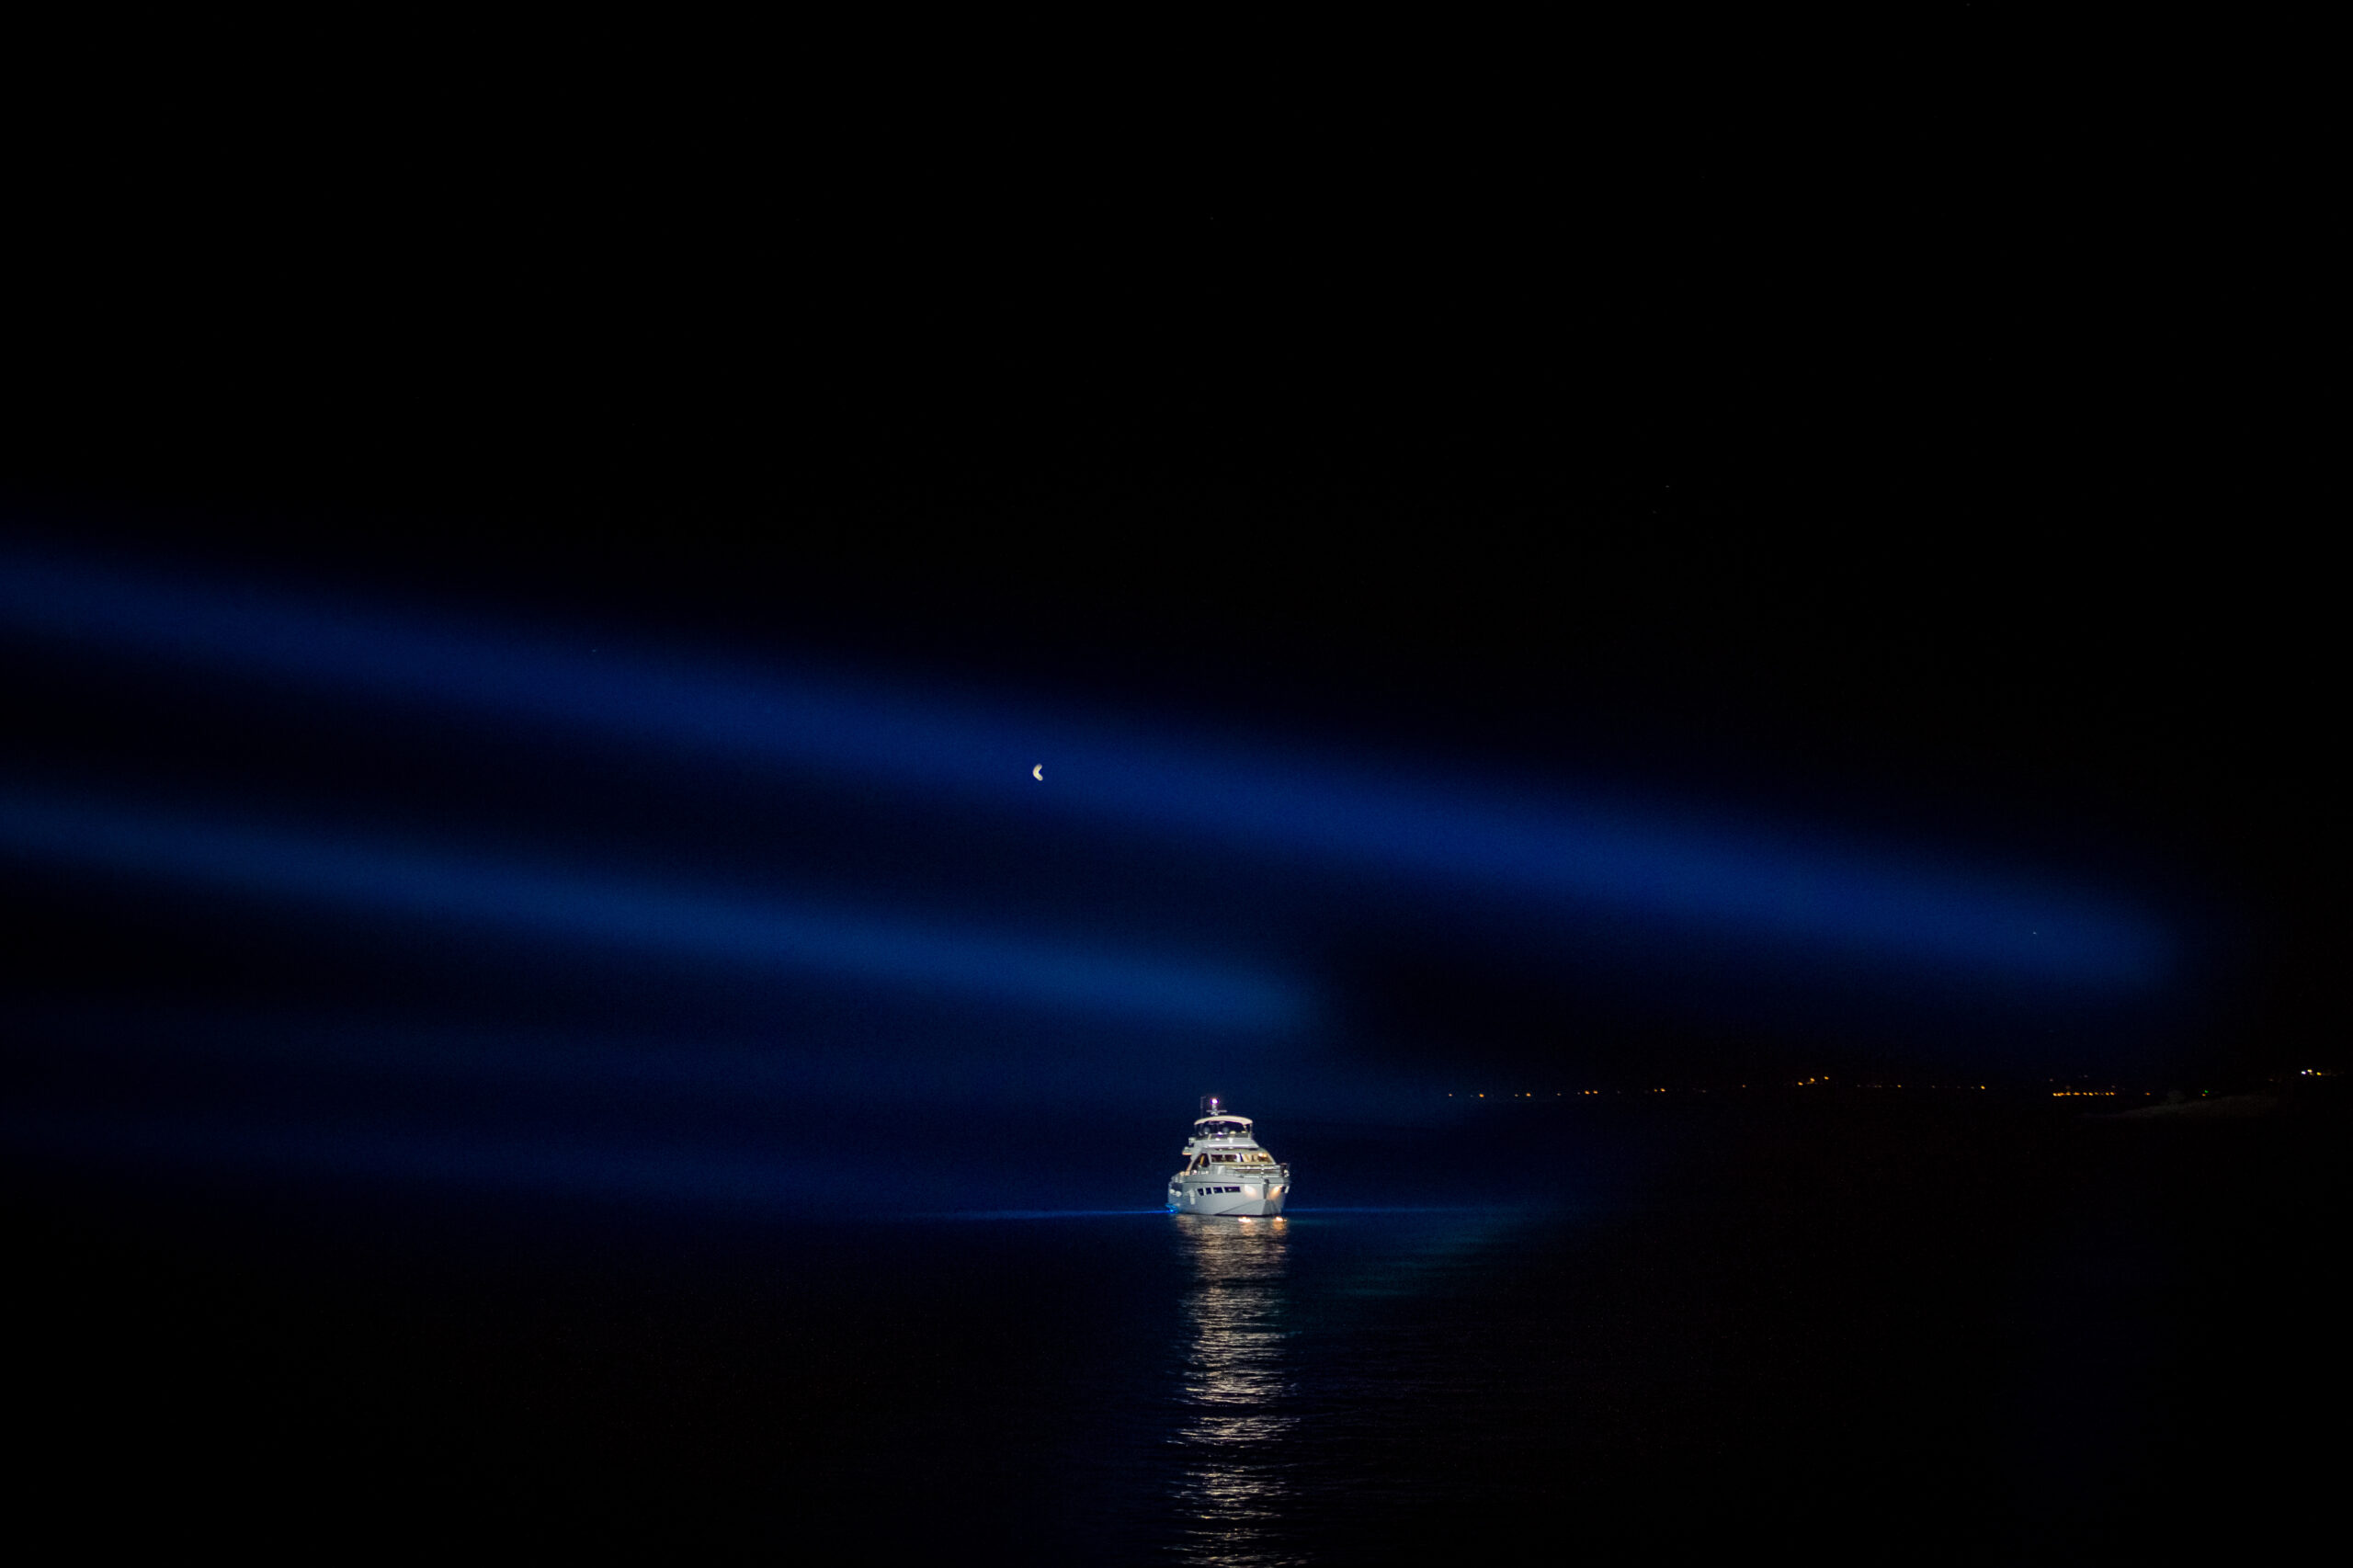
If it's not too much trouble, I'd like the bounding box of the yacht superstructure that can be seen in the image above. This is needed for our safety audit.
[1166,1097,1289,1217]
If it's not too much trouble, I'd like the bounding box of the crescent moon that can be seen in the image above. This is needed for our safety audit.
[1031,764,1044,781]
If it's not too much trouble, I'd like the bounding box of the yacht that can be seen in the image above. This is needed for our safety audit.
[1166,1097,1290,1217]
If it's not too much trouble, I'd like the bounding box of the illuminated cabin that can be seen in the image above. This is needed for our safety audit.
[1166,1097,1290,1217]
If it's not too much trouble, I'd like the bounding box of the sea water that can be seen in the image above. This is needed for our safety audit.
[17,1095,2339,1563]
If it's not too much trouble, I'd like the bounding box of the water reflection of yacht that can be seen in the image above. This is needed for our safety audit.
[1166,1199,1293,1560]
[1166,1097,1290,1217]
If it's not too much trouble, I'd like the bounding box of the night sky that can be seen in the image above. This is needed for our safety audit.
[3,36,2340,1557]
[8,94,2333,1096]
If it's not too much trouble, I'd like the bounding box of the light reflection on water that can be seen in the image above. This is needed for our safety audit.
[1167,1214,1299,1567]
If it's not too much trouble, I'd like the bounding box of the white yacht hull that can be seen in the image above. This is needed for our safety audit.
[1167,1183,1288,1218]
